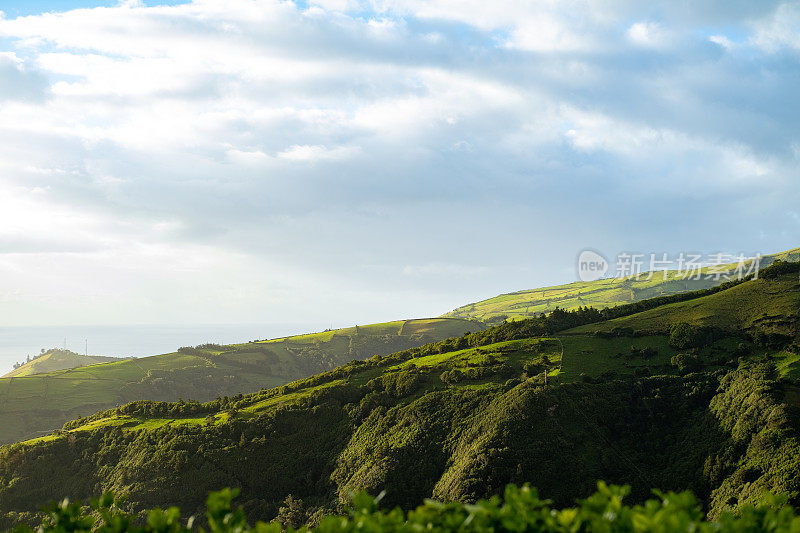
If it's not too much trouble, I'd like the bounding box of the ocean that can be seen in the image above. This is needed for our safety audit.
[0,323,327,374]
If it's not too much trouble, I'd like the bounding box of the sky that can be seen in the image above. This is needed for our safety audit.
[0,0,798,328]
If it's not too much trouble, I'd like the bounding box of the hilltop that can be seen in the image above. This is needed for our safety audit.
[443,247,800,323]
[1,262,798,528]
[0,317,482,444]
[3,349,125,378]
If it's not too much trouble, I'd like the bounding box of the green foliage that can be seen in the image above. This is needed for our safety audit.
[14,482,800,533]
[760,259,800,279]
[1,328,796,526]
[753,331,794,349]
[274,495,306,529]
[629,346,658,358]
[670,353,700,374]
[2,272,800,529]
[669,323,723,349]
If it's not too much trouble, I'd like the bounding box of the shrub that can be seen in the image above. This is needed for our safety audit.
[753,330,793,349]
[629,346,658,358]
[523,362,545,375]
[760,259,800,279]
[671,353,701,374]
[669,323,723,349]
[15,482,800,533]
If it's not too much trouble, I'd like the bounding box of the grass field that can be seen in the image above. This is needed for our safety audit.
[3,350,125,378]
[557,335,676,381]
[443,247,800,323]
[568,274,800,335]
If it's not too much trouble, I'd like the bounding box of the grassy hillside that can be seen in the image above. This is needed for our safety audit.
[0,317,483,444]
[443,247,800,323]
[3,349,125,378]
[569,272,800,336]
[2,270,799,528]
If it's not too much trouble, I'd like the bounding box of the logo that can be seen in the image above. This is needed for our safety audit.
[577,249,609,282]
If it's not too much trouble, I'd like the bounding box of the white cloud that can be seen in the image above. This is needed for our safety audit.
[0,51,47,100]
[0,0,797,327]
[373,0,606,51]
[626,21,671,48]
[562,107,786,194]
[310,0,362,12]
[709,34,733,49]
[750,2,800,52]
[277,144,361,161]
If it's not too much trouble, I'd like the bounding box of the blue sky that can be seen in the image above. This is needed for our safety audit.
[0,0,798,327]
[0,1,189,17]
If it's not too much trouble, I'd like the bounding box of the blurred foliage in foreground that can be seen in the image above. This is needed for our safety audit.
[15,482,800,533]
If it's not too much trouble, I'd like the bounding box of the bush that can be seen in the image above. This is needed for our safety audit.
[669,323,723,349]
[15,482,800,533]
[629,346,658,359]
[523,362,545,375]
[595,327,638,339]
[753,330,793,349]
[671,353,701,374]
[760,259,800,279]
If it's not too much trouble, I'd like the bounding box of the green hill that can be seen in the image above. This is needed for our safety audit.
[0,317,483,444]
[569,273,800,336]
[3,247,794,447]
[443,247,800,323]
[3,349,125,378]
[1,266,799,528]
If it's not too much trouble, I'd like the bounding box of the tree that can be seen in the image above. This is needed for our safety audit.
[274,495,306,529]
[669,323,719,349]
[671,353,700,374]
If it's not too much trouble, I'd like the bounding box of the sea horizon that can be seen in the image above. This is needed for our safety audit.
[0,322,329,375]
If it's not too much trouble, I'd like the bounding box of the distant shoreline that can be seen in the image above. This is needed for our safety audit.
[0,323,327,374]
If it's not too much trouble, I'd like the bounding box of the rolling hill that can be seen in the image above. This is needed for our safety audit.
[443,247,800,323]
[1,263,798,528]
[3,349,125,378]
[1,248,797,446]
[569,271,800,337]
[3,247,795,447]
[0,317,483,444]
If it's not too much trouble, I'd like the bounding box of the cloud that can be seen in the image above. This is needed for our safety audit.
[0,52,47,101]
[708,35,734,49]
[277,144,361,161]
[750,2,800,53]
[626,21,671,49]
[0,0,797,327]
